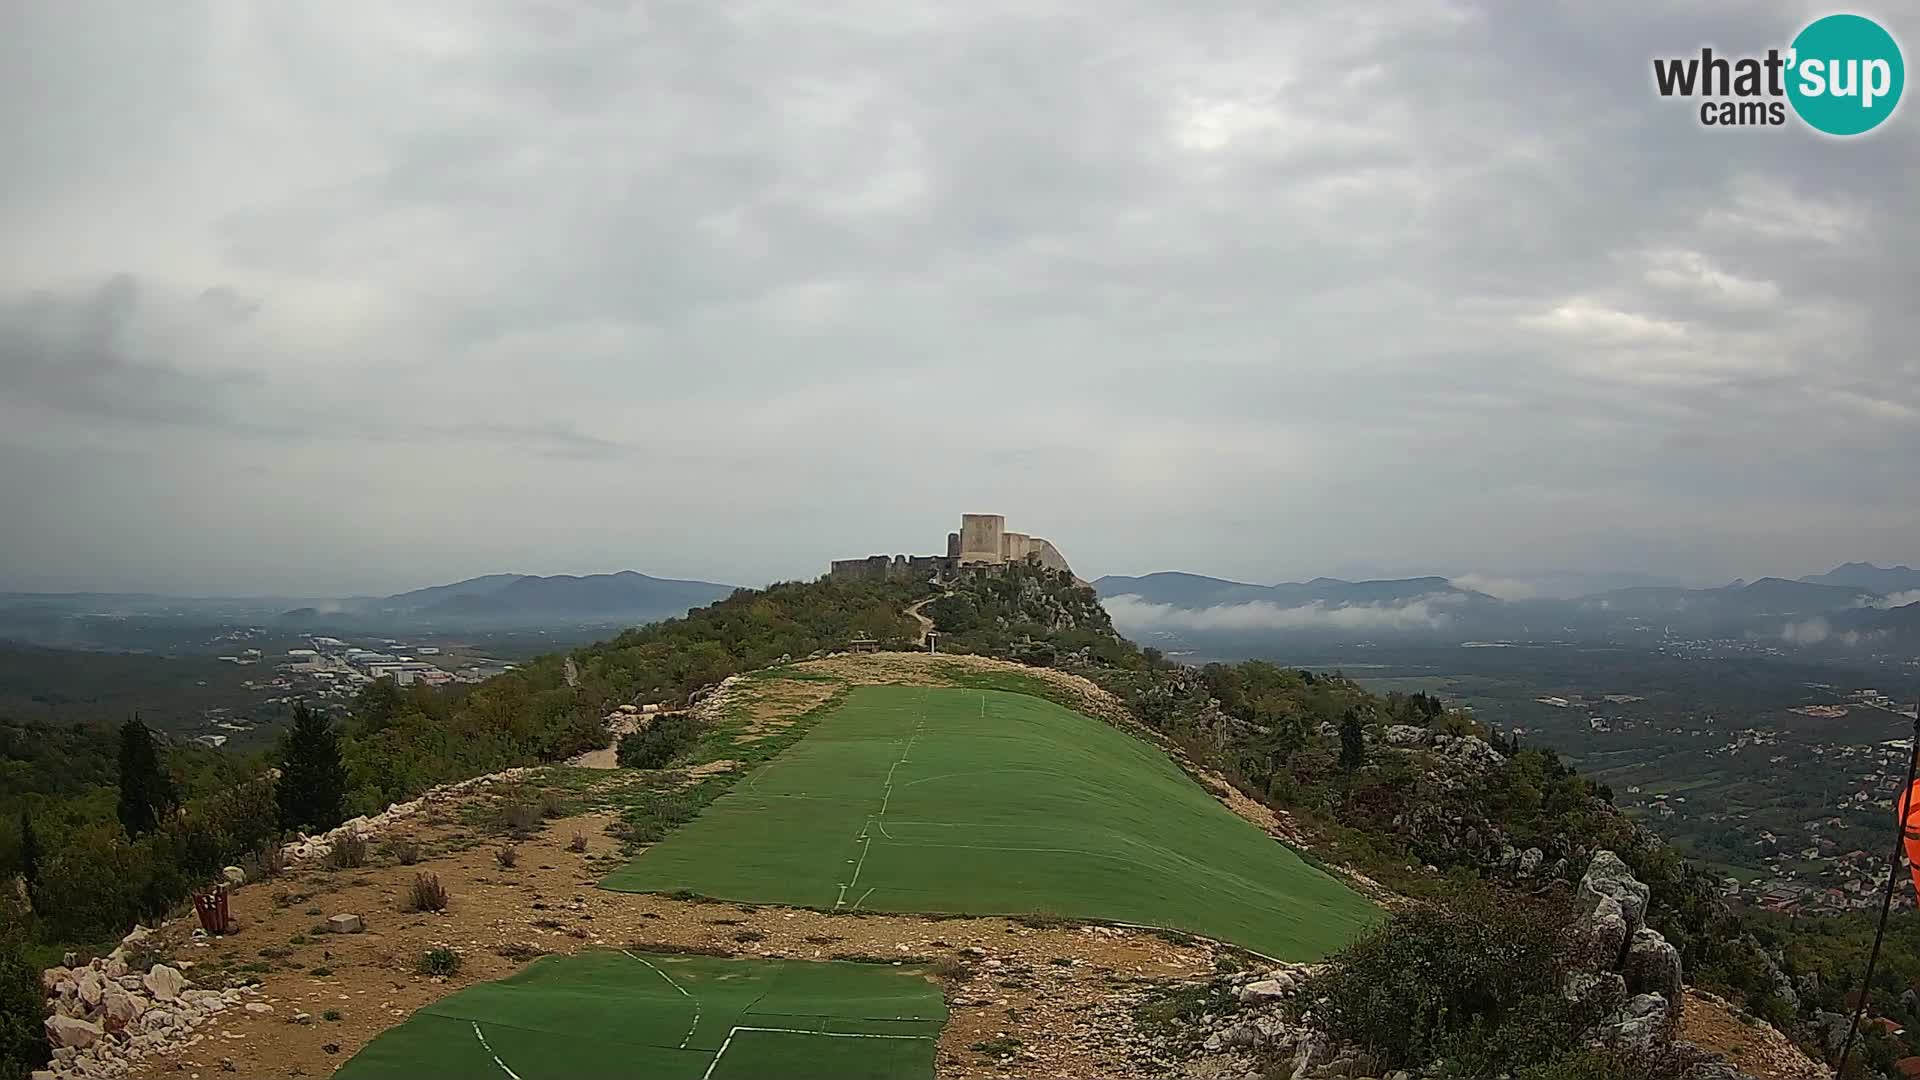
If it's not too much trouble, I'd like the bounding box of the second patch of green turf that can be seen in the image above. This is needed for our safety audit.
[333,950,945,1080]
[602,686,1377,960]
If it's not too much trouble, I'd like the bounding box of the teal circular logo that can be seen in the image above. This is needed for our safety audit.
[1787,14,1904,135]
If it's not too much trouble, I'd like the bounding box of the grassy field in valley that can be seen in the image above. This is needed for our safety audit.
[335,950,946,1080]
[602,685,1377,960]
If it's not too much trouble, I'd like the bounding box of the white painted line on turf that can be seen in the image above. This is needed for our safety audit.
[622,950,701,1049]
[472,1021,525,1080]
[852,886,876,910]
[848,833,873,890]
[701,1025,935,1080]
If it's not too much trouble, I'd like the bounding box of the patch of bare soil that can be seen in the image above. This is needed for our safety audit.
[1680,990,1831,1080]
[726,678,842,742]
[111,795,1213,1080]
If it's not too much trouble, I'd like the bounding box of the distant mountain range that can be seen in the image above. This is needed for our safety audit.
[1800,561,1920,593]
[1573,577,1876,618]
[282,571,737,627]
[1093,573,1488,609]
[1093,563,1920,652]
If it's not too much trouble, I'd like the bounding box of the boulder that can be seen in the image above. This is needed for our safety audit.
[222,865,247,886]
[1813,1010,1851,1055]
[1586,896,1630,970]
[101,987,146,1031]
[1577,850,1650,935]
[44,1015,104,1050]
[76,969,106,1008]
[1440,735,1506,770]
[1384,725,1429,748]
[1238,978,1293,1003]
[1623,928,1683,1006]
[1600,993,1672,1051]
[1563,970,1627,1008]
[120,925,153,950]
[327,913,365,934]
[143,964,187,1002]
[1516,847,1545,877]
[40,966,71,993]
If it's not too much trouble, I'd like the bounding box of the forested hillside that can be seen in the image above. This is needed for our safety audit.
[2,562,1893,1076]
[926,562,1877,1074]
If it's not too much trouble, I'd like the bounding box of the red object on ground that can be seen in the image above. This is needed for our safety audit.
[193,886,232,935]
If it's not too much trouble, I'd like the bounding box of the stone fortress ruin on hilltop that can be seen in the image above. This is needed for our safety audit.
[828,513,1074,583]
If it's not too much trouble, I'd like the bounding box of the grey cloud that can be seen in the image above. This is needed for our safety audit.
[0,1,1916,594]
[1104,594,1464,634]
[0,274,256,426]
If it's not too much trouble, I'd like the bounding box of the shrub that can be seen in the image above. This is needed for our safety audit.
[0,893,49,1078]
[322,1010,342,1022]
[496,795,541,836]
[567,832,588,853]
[405,873,449,913]
[255,840,287,880]
[1303,888,1622,1075]
[30,824,154,943]
[1516,1046,1699,1080]
[416,947,461,977]
[495,846,518,869]
[388,839,420,866]
[617,715,700,770]
[326,833,367,870]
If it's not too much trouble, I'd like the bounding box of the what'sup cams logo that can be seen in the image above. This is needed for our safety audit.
[1653,13,1904,135]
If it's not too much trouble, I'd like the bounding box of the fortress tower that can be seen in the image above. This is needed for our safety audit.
[829,513,1073,581]
[957,513,1006,565]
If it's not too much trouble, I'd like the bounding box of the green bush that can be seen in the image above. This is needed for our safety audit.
[31,824,155,943]
[416,947,461,976]
[1303,888,1623,1075]
[0,892,49,1078]
[617,715,700,770]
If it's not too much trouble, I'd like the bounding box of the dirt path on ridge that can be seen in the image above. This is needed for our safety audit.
[905,594,943,646]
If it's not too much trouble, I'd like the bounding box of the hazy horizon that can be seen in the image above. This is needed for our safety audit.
[3,552,1909,603]
[4,4,1916,597]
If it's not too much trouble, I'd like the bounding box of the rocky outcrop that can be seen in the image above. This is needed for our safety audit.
[39,924,266,1080]
[1577,850,1650,933]
[1622,927,1684,1002]
[1575,851,1687,1044]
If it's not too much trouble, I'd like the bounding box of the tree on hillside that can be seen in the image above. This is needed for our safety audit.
[1339,709,1367,774]
[17,810,39,895]
[0,891,49,1078]
[116,716,176,838]
[277,701,348,835]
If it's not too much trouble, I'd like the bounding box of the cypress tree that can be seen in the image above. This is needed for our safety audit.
[116,716,176,838]
[277,701,348,835]
[1339,709,1367,774]
[17,810,39,893]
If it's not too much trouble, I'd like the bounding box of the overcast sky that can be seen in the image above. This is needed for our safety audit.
[3,2,1916,597]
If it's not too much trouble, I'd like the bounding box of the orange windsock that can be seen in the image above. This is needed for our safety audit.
[1901,778,1920,900]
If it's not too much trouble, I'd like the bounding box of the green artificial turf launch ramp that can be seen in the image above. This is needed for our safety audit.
[603,685,1376,959]
[335,950,945,1080]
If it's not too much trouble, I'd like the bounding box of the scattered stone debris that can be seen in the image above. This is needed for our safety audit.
[38,926,266,1080]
